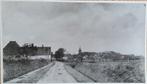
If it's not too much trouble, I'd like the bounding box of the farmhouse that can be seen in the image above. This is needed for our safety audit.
[3,41,20,56]
[3,41,51,58]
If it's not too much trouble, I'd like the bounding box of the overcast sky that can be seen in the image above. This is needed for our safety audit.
[2,2,146,55]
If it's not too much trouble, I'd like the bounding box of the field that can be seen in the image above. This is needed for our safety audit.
[71,59,145,83]
[3,58,50,82]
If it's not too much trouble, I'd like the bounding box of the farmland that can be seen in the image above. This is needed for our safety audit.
[3,58,50,82]
[72,60,145,83]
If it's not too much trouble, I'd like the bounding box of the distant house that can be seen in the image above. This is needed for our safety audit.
[3,41,51,58]
[20,43,51,56]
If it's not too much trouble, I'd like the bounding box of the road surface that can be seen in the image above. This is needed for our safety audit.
[6,61,94,83]
[38,62,77,83]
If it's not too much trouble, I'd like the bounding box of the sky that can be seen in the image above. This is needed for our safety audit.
[2,2,146,55]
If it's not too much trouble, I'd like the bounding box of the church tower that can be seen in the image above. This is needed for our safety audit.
[78,47,82,55]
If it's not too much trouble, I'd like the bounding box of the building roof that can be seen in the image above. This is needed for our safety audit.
[4,41,20,49]
[3,41,20,56]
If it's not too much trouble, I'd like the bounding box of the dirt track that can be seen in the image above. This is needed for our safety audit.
[6,61,94,83]
[38,62,77,83]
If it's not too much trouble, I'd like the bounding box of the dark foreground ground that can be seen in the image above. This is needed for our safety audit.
[4,58,145,83]
[3,59,50,82]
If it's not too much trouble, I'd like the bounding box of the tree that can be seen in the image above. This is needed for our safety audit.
[54,48,65,61]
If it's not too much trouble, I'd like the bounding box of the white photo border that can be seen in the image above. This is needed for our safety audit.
[0,1,147,84]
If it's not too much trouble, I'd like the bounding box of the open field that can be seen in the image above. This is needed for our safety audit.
[3,58,50,82]
[69,60,144,83]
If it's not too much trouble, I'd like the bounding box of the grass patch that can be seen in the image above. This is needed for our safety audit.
[4,59,50,82]
[72,60,144,83]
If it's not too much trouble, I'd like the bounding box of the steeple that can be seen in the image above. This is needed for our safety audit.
[78,47,82,54]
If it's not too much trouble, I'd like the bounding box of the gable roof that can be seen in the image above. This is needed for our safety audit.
[3,41,20,56]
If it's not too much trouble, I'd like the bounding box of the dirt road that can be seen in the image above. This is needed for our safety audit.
[37,62,77,83]
[6,61,94,83]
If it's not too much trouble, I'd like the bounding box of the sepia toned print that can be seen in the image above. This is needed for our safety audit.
[2,2,145,83]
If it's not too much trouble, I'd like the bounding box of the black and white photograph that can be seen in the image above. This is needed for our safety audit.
[2,1,146,83]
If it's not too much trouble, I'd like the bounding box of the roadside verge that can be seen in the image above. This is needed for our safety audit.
[64,64,94,83]
[5,62,55,83]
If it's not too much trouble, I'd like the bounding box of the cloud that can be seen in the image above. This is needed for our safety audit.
[2,2,145,55]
